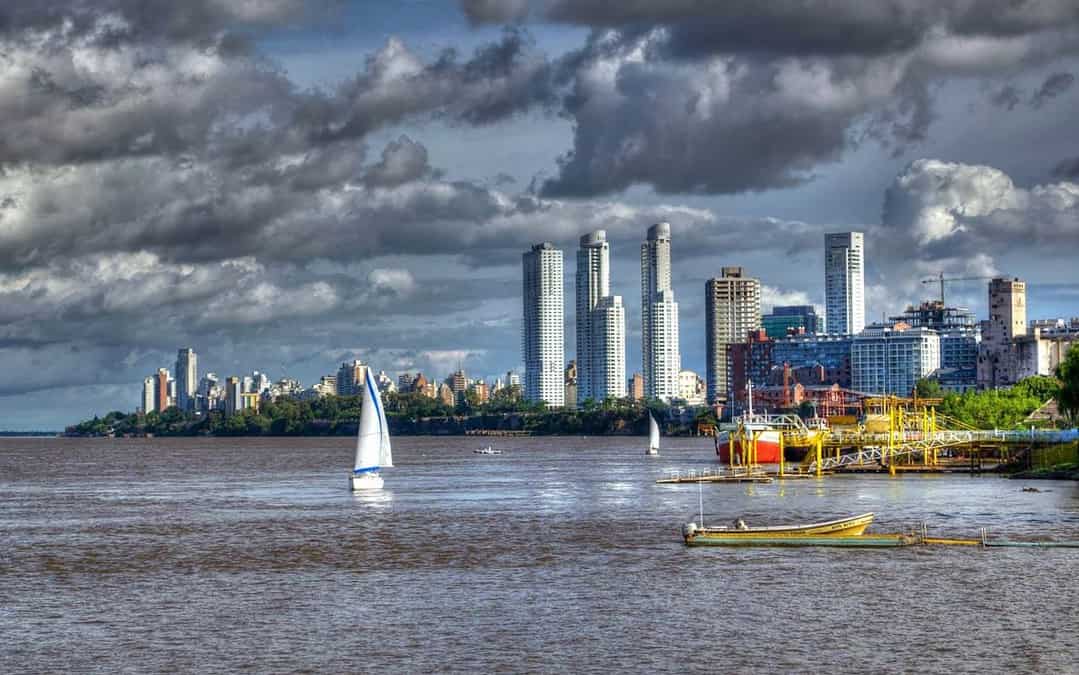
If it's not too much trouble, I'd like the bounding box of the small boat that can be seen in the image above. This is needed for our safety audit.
[682,513,875,546]
[646,412,660,456]
[473,446,502,455]
[351,368,393,491]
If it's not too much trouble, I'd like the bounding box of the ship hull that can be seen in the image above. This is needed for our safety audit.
[716,430,782,464]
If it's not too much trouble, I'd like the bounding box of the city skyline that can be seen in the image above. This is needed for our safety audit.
[2,2,1079,428]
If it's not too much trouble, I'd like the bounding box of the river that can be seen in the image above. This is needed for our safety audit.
[2,436,1077,673]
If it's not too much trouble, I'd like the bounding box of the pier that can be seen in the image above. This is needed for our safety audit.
[720,395,1078,478]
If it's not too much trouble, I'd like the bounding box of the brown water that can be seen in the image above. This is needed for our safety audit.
[2,436,1078,673]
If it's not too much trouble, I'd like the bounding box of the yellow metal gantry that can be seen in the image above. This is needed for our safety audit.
[723,396,1027,477]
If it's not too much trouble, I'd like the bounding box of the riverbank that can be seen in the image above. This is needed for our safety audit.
[1010,463,1079,480]
[67,392,718,439]
[1008,441,1079,479]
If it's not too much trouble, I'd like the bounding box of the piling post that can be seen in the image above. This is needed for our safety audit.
[815,432,823,478]
[778,432,786,477]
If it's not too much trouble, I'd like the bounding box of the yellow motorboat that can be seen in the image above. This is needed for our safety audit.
[682,512,875,546]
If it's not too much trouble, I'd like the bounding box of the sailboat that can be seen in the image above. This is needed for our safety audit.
[646,412,660,456]
[351,367,393,491]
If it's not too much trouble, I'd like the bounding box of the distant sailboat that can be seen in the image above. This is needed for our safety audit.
[647,412,660,456]
[351,367,393,491]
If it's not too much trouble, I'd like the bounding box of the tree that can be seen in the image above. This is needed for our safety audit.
[915,377,942,399]
[1056,344,1079,424]
[1014,374,1061,402]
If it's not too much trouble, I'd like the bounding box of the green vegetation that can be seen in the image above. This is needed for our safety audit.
[914,378,943,399]
[1056,343,1079,424]
[67,390,699,437]
[935,376,1061,429]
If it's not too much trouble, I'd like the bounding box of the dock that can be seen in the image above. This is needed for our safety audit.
[657,470,773,484]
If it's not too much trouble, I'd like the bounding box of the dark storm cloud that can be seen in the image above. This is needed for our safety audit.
[989,84,1023,110]
[462,0,1079,40]
[0,0,327,44]
[307,28,555,144]
[461,0,1079,198]
[1029,71,1076,107]
[1052,157,1079,179]
[362,135,440,187]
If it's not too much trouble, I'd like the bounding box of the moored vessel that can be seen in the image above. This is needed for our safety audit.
[682,512,875,546]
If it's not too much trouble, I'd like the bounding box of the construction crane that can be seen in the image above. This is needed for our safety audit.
[921,272,997,305]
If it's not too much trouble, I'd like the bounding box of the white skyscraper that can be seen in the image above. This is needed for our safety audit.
[522,242,565,407]
[705,267,762,404]
[175,347,197,411]
[142,376,156,414]
[825,232,865,335]
[575,230,625,403]
[592,295,626,400]
[641,223,681,401]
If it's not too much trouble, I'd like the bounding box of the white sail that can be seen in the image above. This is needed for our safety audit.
[648,412,660,452]
[355,368,392,472]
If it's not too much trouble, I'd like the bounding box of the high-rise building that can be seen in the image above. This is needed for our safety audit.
[977,277,1027,388]
[174,348,197,411]
[705,267,761,403]
[630,372,645,401]
[825,232,865,335]
[522,243,565,407]
[641,223,681,401]
[449,369,468,404]
[337,360,367,397]
[576,230,609,404]
[142,376,156,414]
[225,376,243,415]
[852,326,940,396]
[154,368,171,412]
[592,296,626,401]
[250,371,270,394]
[398,373,416,393]
[575,230,626,404]
[762,305,824,338]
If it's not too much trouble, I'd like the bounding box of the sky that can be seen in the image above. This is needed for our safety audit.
[2,0,1079,429]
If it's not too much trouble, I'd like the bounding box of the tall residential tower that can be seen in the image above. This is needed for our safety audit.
[523,243,565,407]
[575,231,625,403]
[174,348,198,411]
[824,232,865,335]
[641,223,681,401]
[705,267,761,404]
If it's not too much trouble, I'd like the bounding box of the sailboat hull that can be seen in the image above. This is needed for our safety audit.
[350,472,384,491]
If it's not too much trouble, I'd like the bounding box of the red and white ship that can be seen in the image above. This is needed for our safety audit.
[715,381,826,465]
[715,421,784,464]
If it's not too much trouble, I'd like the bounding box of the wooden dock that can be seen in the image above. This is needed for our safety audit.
[657,473,774,484]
